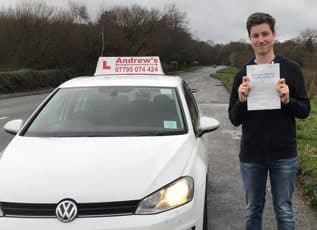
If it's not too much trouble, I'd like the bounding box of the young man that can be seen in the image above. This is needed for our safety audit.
[228,12,310,230]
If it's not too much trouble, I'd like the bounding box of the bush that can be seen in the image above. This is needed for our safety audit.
[0,69,73,94]
[303,68,317,98]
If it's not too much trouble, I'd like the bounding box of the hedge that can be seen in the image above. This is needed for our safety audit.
[0,69,75,94]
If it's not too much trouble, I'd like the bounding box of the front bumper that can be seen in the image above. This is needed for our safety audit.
[0,201,200,230]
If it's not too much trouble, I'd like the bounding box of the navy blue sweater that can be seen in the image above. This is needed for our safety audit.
[228,55,310,163]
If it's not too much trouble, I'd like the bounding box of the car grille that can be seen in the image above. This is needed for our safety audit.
[0,200,140,218]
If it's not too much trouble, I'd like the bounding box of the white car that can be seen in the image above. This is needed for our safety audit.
[0,74,219,230]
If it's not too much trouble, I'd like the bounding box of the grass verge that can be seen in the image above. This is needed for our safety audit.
[212,67,317,207]
[210,66,238,91]
[297,98,317,206]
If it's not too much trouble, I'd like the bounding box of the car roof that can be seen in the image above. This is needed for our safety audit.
[59,75,183,88]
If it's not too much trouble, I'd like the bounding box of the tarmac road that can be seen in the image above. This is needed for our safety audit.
[0,67,316,229]
[0,93,48,152]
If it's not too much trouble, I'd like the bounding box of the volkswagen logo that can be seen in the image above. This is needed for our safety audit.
[55,199,78,223]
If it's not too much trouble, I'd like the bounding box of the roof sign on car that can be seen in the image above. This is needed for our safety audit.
[94,56,165,76]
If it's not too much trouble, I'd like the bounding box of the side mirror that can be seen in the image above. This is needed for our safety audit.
[197,116,219,137]
[4,119,23,135]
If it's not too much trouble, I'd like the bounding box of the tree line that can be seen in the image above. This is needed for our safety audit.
[0,1,316,95]
[0,2,217,73]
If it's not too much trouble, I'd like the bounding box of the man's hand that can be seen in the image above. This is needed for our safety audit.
[238,76,250,102]
[277,78,289,104]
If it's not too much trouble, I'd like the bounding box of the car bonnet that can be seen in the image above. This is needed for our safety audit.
[0,134,194,203]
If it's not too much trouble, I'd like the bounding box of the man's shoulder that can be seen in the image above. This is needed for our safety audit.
[276,55,303,79]
[236,59,254,76]
[276,55,300,68]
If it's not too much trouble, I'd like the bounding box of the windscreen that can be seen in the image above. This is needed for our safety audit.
[24,86,186,137]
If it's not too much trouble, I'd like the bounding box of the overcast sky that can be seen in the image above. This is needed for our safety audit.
[1,0,317,44]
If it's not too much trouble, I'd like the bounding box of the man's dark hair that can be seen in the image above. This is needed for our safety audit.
[246,12,276,36]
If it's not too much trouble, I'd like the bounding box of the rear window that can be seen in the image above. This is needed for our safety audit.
[23,86,186,137]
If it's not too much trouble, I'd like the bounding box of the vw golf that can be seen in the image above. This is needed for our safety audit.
[0,57,219,230]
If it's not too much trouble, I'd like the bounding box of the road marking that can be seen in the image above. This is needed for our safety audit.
[0,117,8,120]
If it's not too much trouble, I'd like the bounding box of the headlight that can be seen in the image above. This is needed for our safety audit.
[136,176,194,214]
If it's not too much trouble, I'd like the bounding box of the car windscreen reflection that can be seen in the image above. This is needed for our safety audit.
[24,86,187,137]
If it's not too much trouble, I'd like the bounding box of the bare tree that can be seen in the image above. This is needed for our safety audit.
[163,3,189,31]
[68,1,90,24]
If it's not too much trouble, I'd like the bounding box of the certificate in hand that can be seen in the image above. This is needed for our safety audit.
[246,64,281,111]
